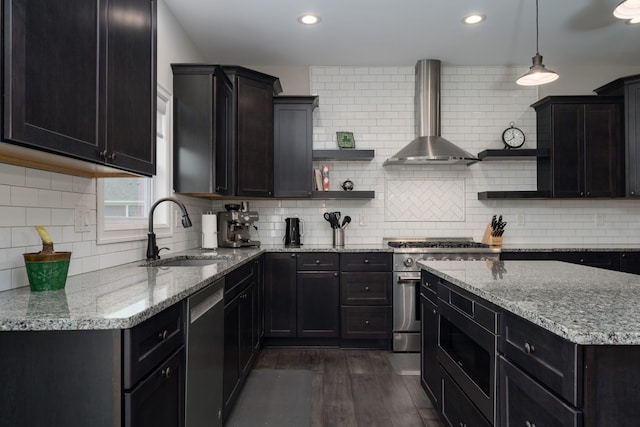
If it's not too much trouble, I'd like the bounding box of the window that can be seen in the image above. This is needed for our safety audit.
[97,84,173,244]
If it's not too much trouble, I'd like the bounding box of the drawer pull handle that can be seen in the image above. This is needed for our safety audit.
[161,367,172,379]
[364,320,370,325]
[364,286,370,291]
[525,421,536,427]
[524,342,535,354]
[315,259,320,264]
[159,330,169,341]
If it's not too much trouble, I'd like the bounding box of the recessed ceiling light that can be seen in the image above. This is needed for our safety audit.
[462,14,486,25]
[298,14,320,25]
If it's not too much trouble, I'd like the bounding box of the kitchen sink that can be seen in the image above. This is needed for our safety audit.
[140,256,229,267]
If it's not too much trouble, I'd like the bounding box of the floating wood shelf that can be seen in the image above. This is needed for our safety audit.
[310,190,375,200]
[312,149,375,161]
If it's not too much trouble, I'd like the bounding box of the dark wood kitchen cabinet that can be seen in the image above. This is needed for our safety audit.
[264,253,297,337]
[420,270,441,410]
[273,96,319,198]
[172,64,233,196]
[0,301,185,427]
[340,252,392,348]
[3,0,157,176]
[595,74,640,197]
[533,96,624,198]
[223,261,259,419]
[223,66,282,197]
[619,252,640,274]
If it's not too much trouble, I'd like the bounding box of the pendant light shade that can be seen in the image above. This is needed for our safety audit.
[517,0,558,86]
[614,0,640,20]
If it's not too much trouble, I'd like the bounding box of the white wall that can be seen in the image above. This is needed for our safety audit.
[539,64,640,97]
[0,0,209,291]
[230,65,640,249]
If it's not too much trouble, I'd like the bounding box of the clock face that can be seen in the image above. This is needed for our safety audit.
[502,126,525,149]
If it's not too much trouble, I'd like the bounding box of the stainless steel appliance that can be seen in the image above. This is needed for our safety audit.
[284,217,304,247]
[217,210,260,248]
[186,279,224,427]
[384,237,500,352]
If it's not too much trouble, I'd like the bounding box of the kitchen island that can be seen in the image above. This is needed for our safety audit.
[418,259,640,427]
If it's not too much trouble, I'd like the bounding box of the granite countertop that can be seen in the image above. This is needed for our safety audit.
[418,259,640,345]
[0,244,392,332]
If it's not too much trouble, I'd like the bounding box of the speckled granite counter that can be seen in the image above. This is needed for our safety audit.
[0,245,391,331]
[418,260,640,345]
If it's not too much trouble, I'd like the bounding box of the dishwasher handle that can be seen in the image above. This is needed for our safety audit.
[190,287,223,323]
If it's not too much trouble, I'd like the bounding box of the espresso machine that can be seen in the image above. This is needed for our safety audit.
[217,206,260,248]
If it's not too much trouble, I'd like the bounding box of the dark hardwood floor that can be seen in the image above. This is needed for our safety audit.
[252,348,444,427]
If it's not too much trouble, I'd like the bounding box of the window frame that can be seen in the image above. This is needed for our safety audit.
[96,83,174,244]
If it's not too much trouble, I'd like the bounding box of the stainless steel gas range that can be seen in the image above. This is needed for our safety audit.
[384,237,501,352]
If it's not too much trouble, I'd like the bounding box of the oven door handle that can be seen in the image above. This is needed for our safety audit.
[396,275,420,284]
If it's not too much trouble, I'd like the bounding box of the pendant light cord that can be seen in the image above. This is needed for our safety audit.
[535,0,540,54]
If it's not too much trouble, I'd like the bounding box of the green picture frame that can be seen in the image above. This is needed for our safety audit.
[336,131,355,149]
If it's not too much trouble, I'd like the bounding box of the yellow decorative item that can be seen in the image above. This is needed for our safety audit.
[23,226,71,292]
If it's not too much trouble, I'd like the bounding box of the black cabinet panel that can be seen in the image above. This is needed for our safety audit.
[420,293,440,408]
[620,252,640,274]
[264,253,297,337]
[3,0,156,176]
[296,252,339,270]
[297,271,339,337]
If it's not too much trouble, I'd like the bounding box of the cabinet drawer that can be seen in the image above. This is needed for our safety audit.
[296,252,339,271]
[341,306,391,339]
[420,270,439,304]
[341,272,391,305]
[340,253,392,272]
[441,368,491,427]
[437,281,499,334]
[225,261,254,302]
[500,356,581,427]
[124,302,185,389]
[502,312,580,406]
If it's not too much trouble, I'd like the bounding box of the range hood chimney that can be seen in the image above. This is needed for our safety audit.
[383,59,478,166]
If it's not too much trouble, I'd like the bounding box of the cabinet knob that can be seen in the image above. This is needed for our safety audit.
[632,191,636,196]
[334,273,339,277]
[107,153,116,162]
[291,254,296,258]
[524,342,535,354]
[364,320,370,326]
[580,191,585,196]
[315,259,321,264]
[580,259,585,263]
[364,286,370,291]
[161,367,172,379]
[159,330,169,341]
[622,253,626,258]
[433,309,437,315]
[586,191,591,196]
[268,191,272,196]
[525,421,536,427]
[364,259,369,264]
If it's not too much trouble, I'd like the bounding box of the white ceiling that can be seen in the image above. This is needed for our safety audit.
[164,0,640,67]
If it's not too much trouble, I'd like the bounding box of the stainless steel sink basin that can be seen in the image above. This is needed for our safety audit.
[140,256,229,267]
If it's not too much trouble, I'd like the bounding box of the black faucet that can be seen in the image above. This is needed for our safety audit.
[146,197,193,260]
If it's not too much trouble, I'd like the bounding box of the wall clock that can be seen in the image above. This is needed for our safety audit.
[502,122,525,149]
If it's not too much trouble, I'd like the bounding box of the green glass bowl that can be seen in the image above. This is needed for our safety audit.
[23,252,72,292]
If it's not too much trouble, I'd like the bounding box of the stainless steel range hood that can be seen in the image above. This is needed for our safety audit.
[383,59,478,166]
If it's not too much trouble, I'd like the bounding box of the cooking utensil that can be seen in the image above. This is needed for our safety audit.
[341,216,351,229]
[324,212,341,229]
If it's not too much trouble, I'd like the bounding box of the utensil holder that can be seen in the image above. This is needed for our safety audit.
[333,228,344,247]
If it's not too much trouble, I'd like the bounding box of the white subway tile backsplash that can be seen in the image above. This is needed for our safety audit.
[25,169,51,189]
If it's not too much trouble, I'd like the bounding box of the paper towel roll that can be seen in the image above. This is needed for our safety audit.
[202,213,218,249]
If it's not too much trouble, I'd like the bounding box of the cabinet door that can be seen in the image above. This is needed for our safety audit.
[620,252,640,274]
[583,103,623,197]
[4,0,103,162]
[420,294,440,408]
[223,295,240,411]
[264,253,297,337]
[297,271,339,337]
[235,76,274,197]
[626,82,640,196]
[239,281,257,375]
[273,97,315,197]
[105,0,156,176]
[173,66,232,195]
[124,348,185,427]
[551,104,584,198]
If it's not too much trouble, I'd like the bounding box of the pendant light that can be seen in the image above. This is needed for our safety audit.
[613,0,640,20]
[516,0,559,86]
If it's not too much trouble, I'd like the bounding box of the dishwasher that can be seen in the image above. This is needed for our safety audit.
[186,278,224,427]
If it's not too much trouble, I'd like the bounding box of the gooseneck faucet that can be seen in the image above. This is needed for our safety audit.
[146,197,193,260]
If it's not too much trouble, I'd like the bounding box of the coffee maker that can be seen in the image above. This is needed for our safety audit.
[284,217,304,247]
[217,205,260,248]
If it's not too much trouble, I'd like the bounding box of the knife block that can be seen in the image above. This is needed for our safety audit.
[481,224,502,248]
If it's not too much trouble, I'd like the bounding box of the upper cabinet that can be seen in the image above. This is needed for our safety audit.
[223,66,282,198]
[273,96,319,198]
[532,96,624,198]
[172,65,233,196]
[2,0,157,177]
[595,74,640,197]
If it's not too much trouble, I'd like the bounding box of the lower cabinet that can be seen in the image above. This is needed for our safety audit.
[420,270,440,408]
[620,252,640,274]
[0,301,186,427]
[222,260,260,420]
[264,253,297,337]
[297,270,340,337]
[441,368,491,427]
